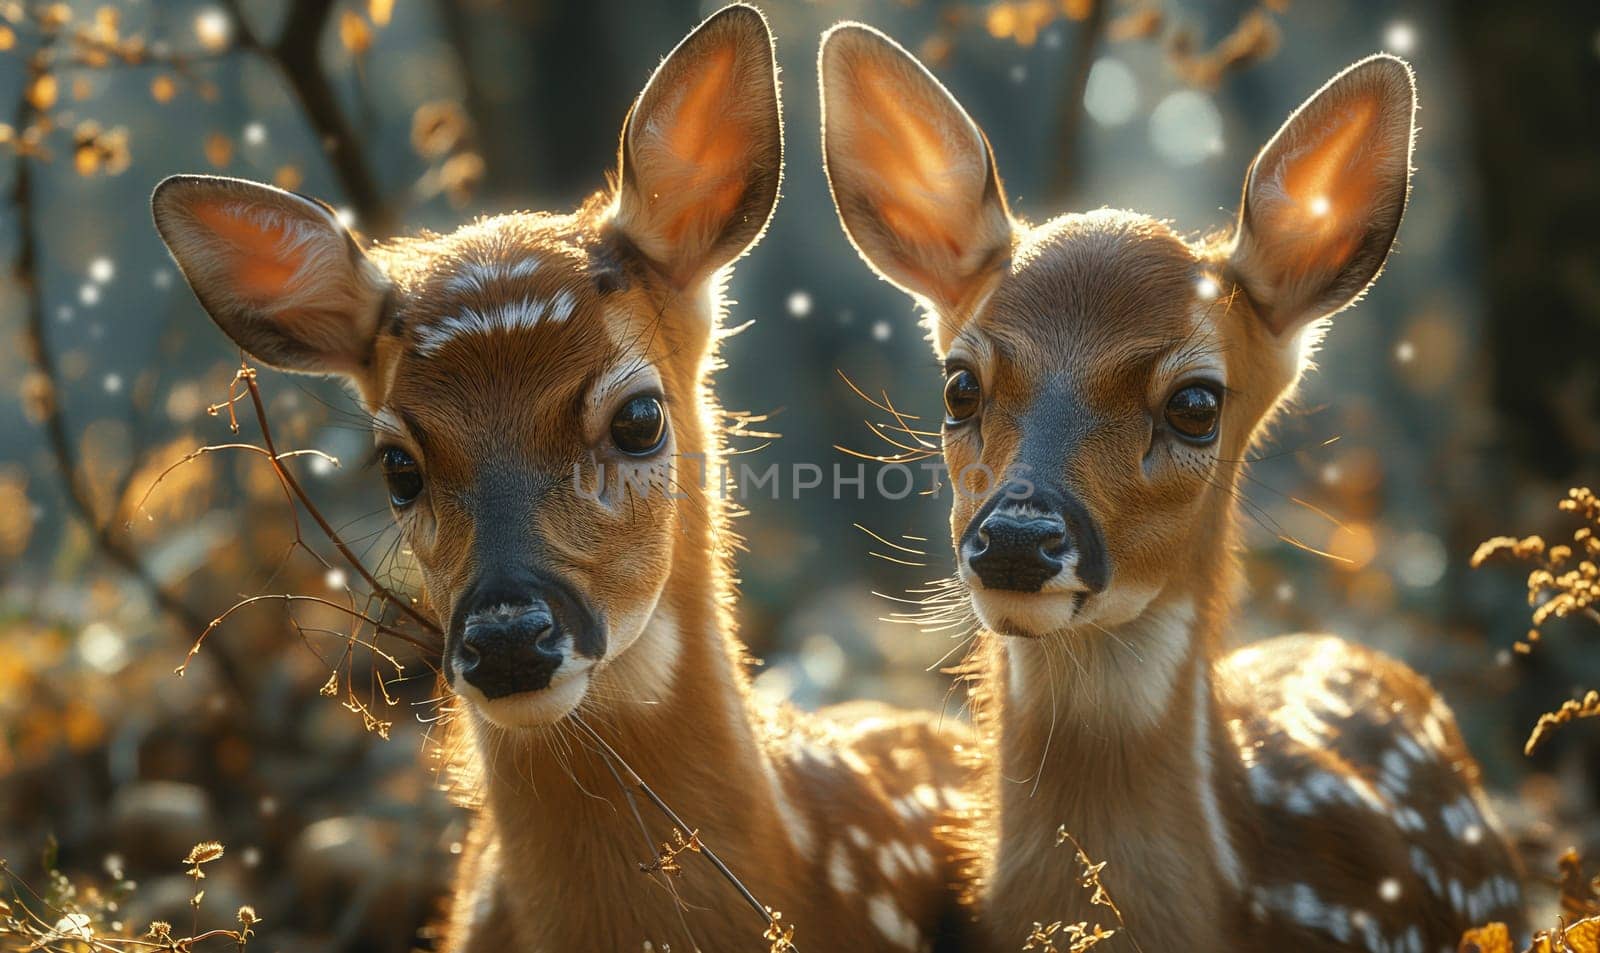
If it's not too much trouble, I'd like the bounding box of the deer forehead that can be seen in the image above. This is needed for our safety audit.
[967,211,1223,398]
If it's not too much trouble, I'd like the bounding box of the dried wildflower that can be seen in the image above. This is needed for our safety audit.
[1557,849,1600,920]
[184,841,225,867]
[641,828,703,877]
[1476,488,1600,752]
[72,120,130,176]
[1459,921,1512,953]
[763,907,795,952]
[1035,827,1142,952]
[1527,691,1600,756]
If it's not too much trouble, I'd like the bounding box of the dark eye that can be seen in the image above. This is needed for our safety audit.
[1164,384,1222,442]
[944,368,981,424]
[380,446,424,507]
[610,395,667,455]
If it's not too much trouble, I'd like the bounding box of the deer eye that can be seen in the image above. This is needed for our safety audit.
[944,367,981,425]
[611,395,667,455]
[380,446,424,508]
[1164,384,1222,442]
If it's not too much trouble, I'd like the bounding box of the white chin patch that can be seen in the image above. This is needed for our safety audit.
[969,590,1082,637]
[458,670,590,729]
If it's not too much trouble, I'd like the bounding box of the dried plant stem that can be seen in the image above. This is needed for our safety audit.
[569,714,799,952]
[233,366,443,645]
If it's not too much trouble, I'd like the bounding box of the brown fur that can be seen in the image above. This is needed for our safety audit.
[154,7,979,952]
[821,22,1526,953]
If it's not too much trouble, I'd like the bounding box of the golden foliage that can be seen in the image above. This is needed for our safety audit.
[339,10,372,55]
[26,73,58,110]
[150,73,176,103]
[204,131,233,168]
[411,100,470,159]
[1464,851,1600,952]
[2,841,259,951]
[71,119,129,175]
[1475,487,1600,753]
[1022,827,1139,952]
[0,465,34,559]
[1168,8,1281,89]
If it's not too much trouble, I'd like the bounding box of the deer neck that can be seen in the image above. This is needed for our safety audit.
[987,525,1250,946]
[466,384,803,949]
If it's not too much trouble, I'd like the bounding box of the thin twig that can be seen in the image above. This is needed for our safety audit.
[569,714,798,952]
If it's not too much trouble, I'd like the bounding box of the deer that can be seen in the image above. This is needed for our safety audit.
[150,7,980,951]
[820,22,1527,953]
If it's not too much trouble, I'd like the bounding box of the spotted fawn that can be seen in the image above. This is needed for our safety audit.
[820,22,1525,953]
[153,8,976,951]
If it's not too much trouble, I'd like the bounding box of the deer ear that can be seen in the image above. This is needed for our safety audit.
[151,175,389,375]
[612,4,782,289]
[820,22,1013,326]
[1229,54,1416,336]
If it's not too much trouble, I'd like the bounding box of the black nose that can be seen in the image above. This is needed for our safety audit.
[456,600,564,699]
[966,508,1068,592]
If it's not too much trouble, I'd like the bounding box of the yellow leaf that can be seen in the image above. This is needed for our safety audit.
[27,74,58,111]
[369,0,394,27]
[1458,922,1512,953]
[340,10,371,54]
[204,132,232,168]
[151,74,177,103]
[0,25,14,49]
[273,164,303,191]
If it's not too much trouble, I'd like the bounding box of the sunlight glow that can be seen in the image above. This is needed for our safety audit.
[1383,21,1416,55]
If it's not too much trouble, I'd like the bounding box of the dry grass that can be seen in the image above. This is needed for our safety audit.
[1472,487,1600,754]
[0,840,256,952]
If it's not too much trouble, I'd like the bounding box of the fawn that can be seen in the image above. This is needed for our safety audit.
[820,23,1527,953]
[152,7,976,951]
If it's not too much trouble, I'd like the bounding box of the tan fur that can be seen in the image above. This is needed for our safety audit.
[156,7,979,952]
[821,24,1526,953]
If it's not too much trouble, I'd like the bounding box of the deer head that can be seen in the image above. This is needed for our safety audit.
[153,4,782,731]
[821,24,1414,641]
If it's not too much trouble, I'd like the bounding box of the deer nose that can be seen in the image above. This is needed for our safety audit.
[965,509,1069,592]
[456,600,565,699]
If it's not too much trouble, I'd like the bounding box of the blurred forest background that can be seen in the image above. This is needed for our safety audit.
[0,0,1597,949]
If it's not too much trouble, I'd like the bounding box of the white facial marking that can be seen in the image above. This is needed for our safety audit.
[549,289,577,323]
[443,257,541,296]
[414,298,557,354]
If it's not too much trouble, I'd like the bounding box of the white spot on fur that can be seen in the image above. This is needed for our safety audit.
[828,842,857,896]
[847,826,872,850]
[1379,878,1401,902]
[866,893,920,950]
[909,843,936,877]
[911,783,941,812]
[1194,665,1244,892]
